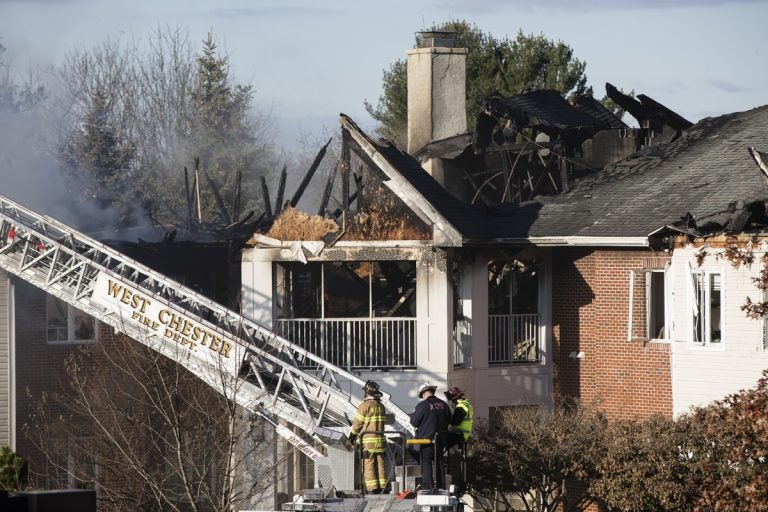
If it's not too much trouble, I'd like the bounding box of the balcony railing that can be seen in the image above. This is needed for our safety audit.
[274,318,416,370]
[488,313,540,364]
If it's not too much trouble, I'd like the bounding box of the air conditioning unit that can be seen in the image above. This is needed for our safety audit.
[315,444,355,491]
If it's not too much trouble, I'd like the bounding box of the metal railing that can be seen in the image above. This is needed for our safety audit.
[488,313,540,364]
[274,318,416,370]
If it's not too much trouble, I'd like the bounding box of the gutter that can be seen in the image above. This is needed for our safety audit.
[465,236,650,248]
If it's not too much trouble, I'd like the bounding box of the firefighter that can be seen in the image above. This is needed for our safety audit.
[444,386,473,496]
[410,382,451,491]
[444,386,473,448]
[349,380,388,493]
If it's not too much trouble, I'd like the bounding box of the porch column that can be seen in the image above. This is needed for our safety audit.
[471,256,489,369]
[241,252,274,328]
[416,251,452,377]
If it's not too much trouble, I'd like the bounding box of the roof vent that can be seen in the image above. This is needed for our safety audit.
[416,30,455,49]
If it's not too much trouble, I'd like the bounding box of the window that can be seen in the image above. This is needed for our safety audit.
[274,261,416,320]
[273,261,417,370]
[646,270,666,339]
[691,271,722,345]
[628,258,670,341]
[488,261,538,316]
[487,260,540,364]
[47,295,96,344]
[297,450,315,491]
[275,263,321,319]
[67,446,99,490]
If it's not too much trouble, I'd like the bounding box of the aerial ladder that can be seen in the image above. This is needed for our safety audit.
[0,194,414,460]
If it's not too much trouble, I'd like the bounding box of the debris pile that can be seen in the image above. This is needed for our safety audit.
[266,206,338,241]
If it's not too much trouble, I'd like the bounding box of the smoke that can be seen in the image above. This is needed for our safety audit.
[0,106,161,242]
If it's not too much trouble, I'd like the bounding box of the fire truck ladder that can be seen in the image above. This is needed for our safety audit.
[0,195,414,458]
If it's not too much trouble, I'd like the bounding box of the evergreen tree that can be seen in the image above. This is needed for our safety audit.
[189,33,253,151]
[53,28,277,230]
[62,82,135,226]
[181,32,263,226]
[365,21,589,146]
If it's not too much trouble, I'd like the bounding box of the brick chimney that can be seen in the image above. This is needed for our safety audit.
[406,31,467,195]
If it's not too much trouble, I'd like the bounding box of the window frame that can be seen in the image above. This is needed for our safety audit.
[46,295,97,345]
[487,260,541,365]
[274,260,417,320]
[645,269,667,341]
[627,263,670,342]
[688,267,724,347]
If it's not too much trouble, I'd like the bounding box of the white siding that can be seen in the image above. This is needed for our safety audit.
[240,246,554,419]
[0,271,9,447]
[670,247,768,416]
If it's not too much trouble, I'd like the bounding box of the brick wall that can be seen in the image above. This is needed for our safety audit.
[14,279,73,484]
[13,279,123,487]
[551,248,672,420]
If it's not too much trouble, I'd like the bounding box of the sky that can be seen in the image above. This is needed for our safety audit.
[1,0,767,148]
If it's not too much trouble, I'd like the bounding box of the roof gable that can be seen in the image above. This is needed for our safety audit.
[341,114,489,246]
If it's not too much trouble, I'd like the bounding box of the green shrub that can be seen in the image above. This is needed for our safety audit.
[0,446,27,492]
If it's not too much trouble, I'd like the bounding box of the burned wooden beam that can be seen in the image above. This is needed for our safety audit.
[464,170,494,207]
[194,157,202,224]
[224,210,255,230]
[331,174,363,219]
[341,129,351,229]
[290,138,332,208]
[275,165,287,215]
[260,175,273,219]
[232,169,243,222]
[318,163,339,216]
[204,171,232,225]
[184,166,193,229]
[501,141,530,203]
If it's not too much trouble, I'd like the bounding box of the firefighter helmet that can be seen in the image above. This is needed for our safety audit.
[363,380,380,396]
[418,382,437,398]
[444,386,465,401]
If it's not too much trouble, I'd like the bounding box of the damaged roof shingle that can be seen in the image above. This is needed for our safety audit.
[493,105,768,239]
[341,104,768,246]
[606,82,693,131]
[474,89,627,152]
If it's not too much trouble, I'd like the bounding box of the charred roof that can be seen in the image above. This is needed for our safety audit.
[340,114,490,244]
[491,105,768,239]
[341,104,768,244]
[475,89,625,150]
[606,82,693,132]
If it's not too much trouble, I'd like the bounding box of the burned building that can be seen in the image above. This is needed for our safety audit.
[2,28,768,511]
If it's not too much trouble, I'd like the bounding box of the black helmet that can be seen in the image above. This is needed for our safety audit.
[363,380,380,396]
